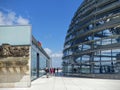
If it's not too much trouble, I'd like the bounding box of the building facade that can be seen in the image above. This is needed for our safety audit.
[0,25,50,87]
[31,36,50,80]
[63,0,120,78]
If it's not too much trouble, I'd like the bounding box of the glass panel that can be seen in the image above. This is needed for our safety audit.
[31,48,37,80]
[0,26,31,45]
[39,55,46,76]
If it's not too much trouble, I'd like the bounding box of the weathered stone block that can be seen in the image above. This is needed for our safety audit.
[8,68,14,73]
[0,44,30,87]
[1,68,7,74]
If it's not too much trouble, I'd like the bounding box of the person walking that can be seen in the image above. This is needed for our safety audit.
[57,68,59,73]
[52,68,54,76]
[45,67,49,78]
[53,68,56,76]
[50,68,52,76]
[56,68,59,76]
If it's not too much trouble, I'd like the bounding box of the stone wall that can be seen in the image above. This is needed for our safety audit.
[0,44,30,88]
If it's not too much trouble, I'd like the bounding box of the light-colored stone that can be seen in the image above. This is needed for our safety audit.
[1,68,7,74]
[0,75,120,90]
[15,67,21,73]
[8,68,14,73]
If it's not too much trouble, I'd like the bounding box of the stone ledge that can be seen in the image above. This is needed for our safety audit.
[64,73,120,79]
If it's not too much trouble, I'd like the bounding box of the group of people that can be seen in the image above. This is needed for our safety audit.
[45,67,59,78]
[50,68,59,75]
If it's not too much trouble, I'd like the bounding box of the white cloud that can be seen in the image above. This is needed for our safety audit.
[0,11,29,25]
[17,16,29,25]
[44,48,63,58]
[0,12,4,25]
[0,7,12,13]
[51,53,63,58]
[44,48,63,68]
[44,48,52,56]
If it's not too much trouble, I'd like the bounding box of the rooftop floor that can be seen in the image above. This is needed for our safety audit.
[1,73,120,90]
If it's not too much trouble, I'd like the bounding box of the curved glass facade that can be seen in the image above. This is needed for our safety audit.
[63,0,120,75]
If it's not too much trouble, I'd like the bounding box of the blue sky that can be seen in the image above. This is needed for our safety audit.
[0,0,83,67]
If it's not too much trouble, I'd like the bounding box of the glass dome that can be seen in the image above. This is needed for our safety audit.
[63,0,120,75]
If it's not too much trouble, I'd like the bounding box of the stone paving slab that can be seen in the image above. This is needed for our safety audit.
[0,75,120,90]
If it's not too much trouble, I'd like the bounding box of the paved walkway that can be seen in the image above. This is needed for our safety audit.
[1,73,120,90]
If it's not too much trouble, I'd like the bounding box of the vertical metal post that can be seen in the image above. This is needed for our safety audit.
[37,53,39,78]
[90,33,94,73]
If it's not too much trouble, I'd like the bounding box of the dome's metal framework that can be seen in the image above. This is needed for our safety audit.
[63,0,120,75]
